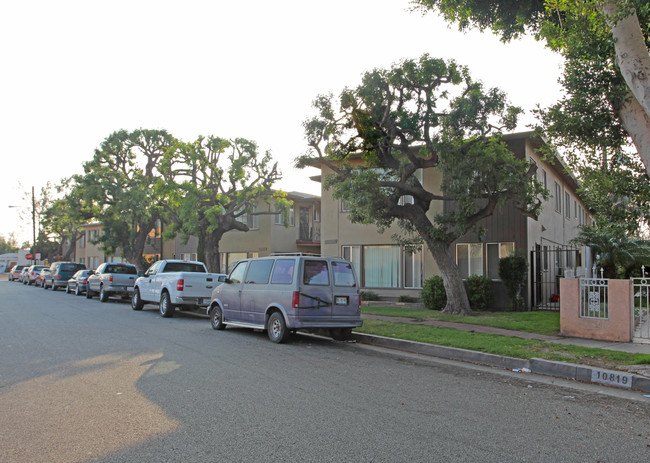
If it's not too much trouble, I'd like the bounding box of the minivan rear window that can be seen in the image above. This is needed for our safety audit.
[303,260,330,286]
[106,265,137,274]
[270,259,294,284]
[332,261,356,287]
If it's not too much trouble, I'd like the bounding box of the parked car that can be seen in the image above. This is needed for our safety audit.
[131,259,225,317]
[36,268,51,287]
[208,254,362,343]
[66,270,94,295]
[43,262,87,291]
[18,267,31,283]
[86,263,138,302]
[9,265,27,281]
[23,265,47,285]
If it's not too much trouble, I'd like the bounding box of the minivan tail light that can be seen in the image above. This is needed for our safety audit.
[109,275,113,282]
[177,279,184,291]
[292,291,300,308]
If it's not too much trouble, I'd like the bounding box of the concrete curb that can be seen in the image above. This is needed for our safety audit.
[351,332,650,394]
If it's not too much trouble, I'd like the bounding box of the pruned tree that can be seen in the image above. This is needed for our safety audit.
[298,55,546,315]
[81,129,176,270]
[157,136,287,273]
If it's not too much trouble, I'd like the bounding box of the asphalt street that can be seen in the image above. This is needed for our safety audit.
[1,281,649,463]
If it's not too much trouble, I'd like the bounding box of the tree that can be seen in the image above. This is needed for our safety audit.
[414,1,650,178]
[571,224,650,278]
[298,55,545,315]
[81,129,175,270]
[157,136,287,273]
[39,178,94,261]
[0,235,19,254]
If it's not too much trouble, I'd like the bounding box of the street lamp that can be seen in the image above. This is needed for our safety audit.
[8,186,37,264]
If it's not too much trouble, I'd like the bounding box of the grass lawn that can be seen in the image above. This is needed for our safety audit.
[361,306,561,335]
[357,309,650,369]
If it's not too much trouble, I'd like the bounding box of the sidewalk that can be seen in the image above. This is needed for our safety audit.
[357,313,650,393]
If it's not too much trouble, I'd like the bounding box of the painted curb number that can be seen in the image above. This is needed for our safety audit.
[591,369,632,389]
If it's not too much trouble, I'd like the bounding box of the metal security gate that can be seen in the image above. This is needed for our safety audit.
[530,246,581,311]
[632,271,650,342]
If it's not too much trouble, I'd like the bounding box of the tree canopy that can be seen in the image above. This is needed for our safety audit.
[298,54,545,315]
[157,135,286,273]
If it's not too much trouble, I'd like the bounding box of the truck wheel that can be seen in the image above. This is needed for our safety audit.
[86,287,93,299]
[132,288,144,310]
[267,311,289,343]
[210,305,225,330]
[160,291,175,318]
[51,282,57,291]
[99,286,109,303]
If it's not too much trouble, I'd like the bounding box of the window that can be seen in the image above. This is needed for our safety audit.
[565,192,571,218]
[332,261,356,287]
[244,259,274,284]
[313,206,321,222]
[79,232,86,249]
[404,246,423,288]
[456,243,483,278]
[554,182,562,213]
[270,259,295,284]
[229,261,247,284]
[275,204,295,226]
[574,200,577,220]
[237,205,259,229]
[364,246,400,288]
[303,260,330,285]
[342,245,361,278]
[340,200,350,212]
[542,169,547,189]
[486,242,515,279]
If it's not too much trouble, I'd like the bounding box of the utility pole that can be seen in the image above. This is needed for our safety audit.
[31,186,36,264]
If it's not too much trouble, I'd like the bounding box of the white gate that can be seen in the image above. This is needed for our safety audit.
[632,271,650,342]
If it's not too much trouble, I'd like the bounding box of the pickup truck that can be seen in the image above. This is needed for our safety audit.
[131,259,226,318]
[86,262,138,302]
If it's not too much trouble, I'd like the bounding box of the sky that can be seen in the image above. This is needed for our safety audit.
[0,0,564,246]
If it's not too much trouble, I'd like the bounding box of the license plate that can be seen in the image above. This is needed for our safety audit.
[335,296,348,305]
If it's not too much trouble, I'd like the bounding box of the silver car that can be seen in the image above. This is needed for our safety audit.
[208,254,362,343]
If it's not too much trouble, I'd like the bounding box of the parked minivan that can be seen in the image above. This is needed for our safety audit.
[44,262,87,291]
[208,254,362,343]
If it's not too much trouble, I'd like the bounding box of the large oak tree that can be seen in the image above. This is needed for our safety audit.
[298,55,545,315]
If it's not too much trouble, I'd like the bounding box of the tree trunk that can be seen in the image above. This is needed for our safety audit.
[128,226,154,271]
[427,239,473,315]
[602,3,650,176]
[200,229,224,273]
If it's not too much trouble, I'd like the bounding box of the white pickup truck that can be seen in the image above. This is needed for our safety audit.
[131,259,226,317]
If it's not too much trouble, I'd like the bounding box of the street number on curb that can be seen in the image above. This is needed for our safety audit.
[591,369,632,388]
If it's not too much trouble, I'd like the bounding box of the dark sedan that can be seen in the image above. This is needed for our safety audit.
[66,270,94,296]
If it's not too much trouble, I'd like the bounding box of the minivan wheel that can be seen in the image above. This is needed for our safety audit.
[160,292,175,318]
[267,312,289,343]
[330,328,353,341]
[65,284,71,294]
[86,288,93,299]
[132,288,144,310]
[75,286,81,296]
[210,305,225,330]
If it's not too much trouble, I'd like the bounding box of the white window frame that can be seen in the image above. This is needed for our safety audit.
[456,243,484,279]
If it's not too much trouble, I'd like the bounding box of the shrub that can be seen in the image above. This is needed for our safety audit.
[465,274,494,310]
[421,275,447,310]
[397,295,417,303]
[360,290,381,301]
[498,255,528,311]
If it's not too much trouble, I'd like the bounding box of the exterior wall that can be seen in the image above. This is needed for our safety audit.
[75,223,126,270]
[560,278,632,342]
[318,164,444,298]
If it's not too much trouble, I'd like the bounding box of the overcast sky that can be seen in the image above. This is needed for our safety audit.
[0,0,564,245]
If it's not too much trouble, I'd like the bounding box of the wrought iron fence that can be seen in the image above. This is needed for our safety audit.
[580,277,609,319]
[632,266,650,341]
